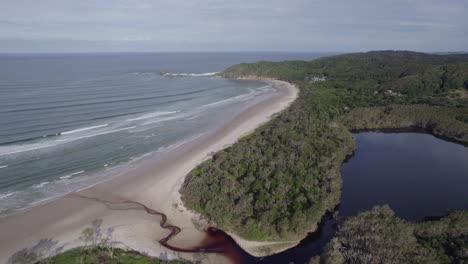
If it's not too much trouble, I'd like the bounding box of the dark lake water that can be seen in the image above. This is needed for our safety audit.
[340,132,468,219]
[248,132,468,263]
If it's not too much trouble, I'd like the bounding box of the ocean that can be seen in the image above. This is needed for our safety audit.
[0,52,329,214]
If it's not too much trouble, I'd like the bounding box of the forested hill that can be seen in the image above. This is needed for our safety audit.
[181,51,468,243]
[223,51,468,98]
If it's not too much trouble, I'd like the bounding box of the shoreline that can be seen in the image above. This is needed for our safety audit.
[0,79,298,263]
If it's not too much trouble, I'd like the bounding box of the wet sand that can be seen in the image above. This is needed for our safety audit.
[0,80,298,263]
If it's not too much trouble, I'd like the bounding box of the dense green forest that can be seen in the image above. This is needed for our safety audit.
[313,206,468,264]
[182,82,354,240]
[181,51,468,241]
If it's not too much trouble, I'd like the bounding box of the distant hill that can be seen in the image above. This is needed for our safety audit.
[432,51,468,55]
[223,50,468,98]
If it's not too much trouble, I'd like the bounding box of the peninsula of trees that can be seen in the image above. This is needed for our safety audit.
[181,51,468,243]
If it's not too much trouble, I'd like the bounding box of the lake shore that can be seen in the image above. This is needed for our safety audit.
[0,79,298,263]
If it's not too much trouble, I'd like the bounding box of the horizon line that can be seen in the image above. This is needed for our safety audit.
[0,50,466,56]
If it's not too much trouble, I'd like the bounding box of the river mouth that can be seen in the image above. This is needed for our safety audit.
[123,131,467,263]
[215,131,468,263]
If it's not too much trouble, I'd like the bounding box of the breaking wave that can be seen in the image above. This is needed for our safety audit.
[0,132,208,215]
[125,111,179,122]
[62,124,109,135]
[59,171,85,179]
[32,181,50,188]
[161,72,219,77]
[0,192,15,200]
[0,126,136,156]
[0,75,275,215]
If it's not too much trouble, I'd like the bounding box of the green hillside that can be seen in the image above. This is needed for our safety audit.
[181,51,468,241]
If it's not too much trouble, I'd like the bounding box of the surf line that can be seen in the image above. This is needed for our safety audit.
[60,170,85,179]
[73,193,249,263]
[62,124,109,135]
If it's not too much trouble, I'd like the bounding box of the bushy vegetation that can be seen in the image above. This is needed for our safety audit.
[223,51,468,99]
[182,82,354,240]
[37,248,186,264]
[316,206,468,264]
[416,211,468,263]
[342,105,468,144]
[181,51,468,241]
[10,222,187,264]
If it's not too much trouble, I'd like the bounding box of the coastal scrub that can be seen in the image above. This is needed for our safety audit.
[181,51,468,241]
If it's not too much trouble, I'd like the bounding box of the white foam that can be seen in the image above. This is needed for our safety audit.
[61,124,109,135]
[125,111,179,122]
[0,142,57,157]
[165,133,204,151]
[60,170,85,179]
[199,85,267,109]
[0,148,166,214]
[162,72,219,77]
[183,113,203,121]
[202,94,254,108]
[141,115,183,126]
[33,181,50,188]
[0,192,15,200]
[0,165,8,169]
[0,126,135,156]
[57,126,136,142]
[27,194,62,207]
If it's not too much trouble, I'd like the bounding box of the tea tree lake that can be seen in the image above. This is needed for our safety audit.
[340,132,468,220]
[157,131,468,263]
[252,131,468,263]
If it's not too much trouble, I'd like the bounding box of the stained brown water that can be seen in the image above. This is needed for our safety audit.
[77,193,341,263]
[75,193,254,263]
[122,200,252,264]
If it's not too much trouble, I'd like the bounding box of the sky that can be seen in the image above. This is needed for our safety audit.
[0,0,467,53]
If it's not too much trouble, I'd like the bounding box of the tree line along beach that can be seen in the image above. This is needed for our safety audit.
[2,51,468,264]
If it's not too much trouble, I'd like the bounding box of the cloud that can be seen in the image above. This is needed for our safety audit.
[0,0,466,52]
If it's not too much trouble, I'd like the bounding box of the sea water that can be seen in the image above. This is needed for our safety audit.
[0,52,327,214]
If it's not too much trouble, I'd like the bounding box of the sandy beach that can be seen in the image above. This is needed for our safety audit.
[0,79,298,263]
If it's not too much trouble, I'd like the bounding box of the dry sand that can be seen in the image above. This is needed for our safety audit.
[0,80,298,263]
